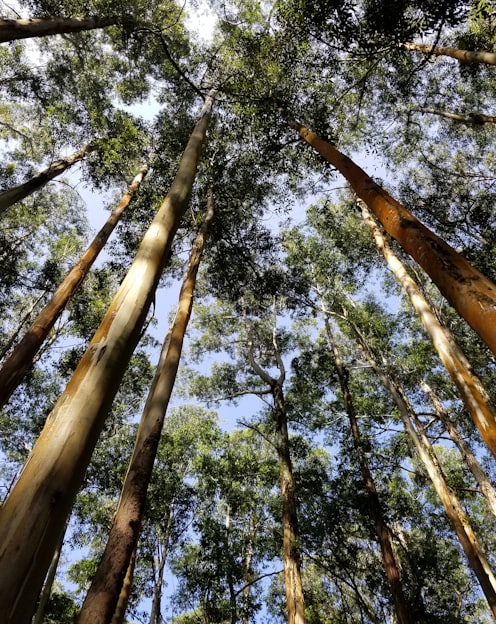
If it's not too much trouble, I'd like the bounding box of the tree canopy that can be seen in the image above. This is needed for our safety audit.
[1,0,496,622]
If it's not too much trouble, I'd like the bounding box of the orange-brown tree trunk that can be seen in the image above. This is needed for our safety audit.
[0,93,213,624]
[288,120,496,357]
[0,162,149,408]
[77,196,214,624]
[359,201,496,458]
[0,16,118,42]
[0,143,95,215]
[401,41,496,66]
[323,318,415,624]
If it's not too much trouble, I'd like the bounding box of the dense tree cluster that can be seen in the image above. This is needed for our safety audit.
[1,0,496,622]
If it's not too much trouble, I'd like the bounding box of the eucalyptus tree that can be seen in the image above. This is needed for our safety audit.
[171,427,279,624]
[78,192,214,624]
[0,91,213,623]
[186,292,308,624]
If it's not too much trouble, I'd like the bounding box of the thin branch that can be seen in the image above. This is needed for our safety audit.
[234,569,283,597]
[238,421,276,450]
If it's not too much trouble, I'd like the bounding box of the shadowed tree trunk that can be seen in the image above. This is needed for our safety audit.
[323,316,416,624]
[0,161,150,408]
[359,200,496,458]
[0,143,95,215]
[400,41,496,66]
[110,547,136,624]
[0,92,214,624]
[77,194,214,624]
[0,16,118,42]
[287,118,496,359]
[350,321,496,619]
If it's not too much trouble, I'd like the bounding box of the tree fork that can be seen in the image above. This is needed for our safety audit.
[287,118,496,358]
[0,93,214,624]
[0,161,150,408]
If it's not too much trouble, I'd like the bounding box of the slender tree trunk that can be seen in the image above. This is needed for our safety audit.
[400,41,496,66]
[420,380,496,518]
[0,16,118,43]
[287,118,496,358]
[351,323,496,619]
[246,326,306,624]
[148,512,174,624]
[241,516,256,624]
[323,317,415,624]
[273,383,307,624]
[224,506,238,624]
[359,201,496,458]
[0,143,95,215]
[110,546,136,624]
[78,194,214,624]
[412,107,496,124]
[0,93,214,624]
[0,162,150,408]
[32,520,68,624]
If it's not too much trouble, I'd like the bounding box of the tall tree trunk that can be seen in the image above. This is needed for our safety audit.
[78,194,214,624]
[273,382,307,624]
[0,143,95,215]
[246,325,306,624]
[351,322,496,619]
[323,317,415,624]
[359,200,496,458]
[420,380,496,518]
[148,510,174,624]
[110,546,136,624]
[0,93,214,624]
[241,515,256,624]
[0,16,118,43]
[224,506,238,624]
[0,161,150,407]
[412,107,496,124]
[287,118,496,358]
[400,41,496,66]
